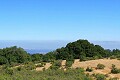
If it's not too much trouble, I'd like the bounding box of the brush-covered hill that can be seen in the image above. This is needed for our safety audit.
[0,39,120,65]
[55,39,120,61]
[0,46,31,65]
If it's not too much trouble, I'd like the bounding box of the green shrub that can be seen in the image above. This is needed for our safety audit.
[24,62,36,70]
[86,67,93,72]
[0,56,8,65]
[111,68,120,74]
[5,68,14,75]
[66,61,73,68]
[10,62,20,67]
[110,56,116,59]
[50,60,61,70]
[75,67,85,73]
[54,60,61,67]
[117,58,120,60]
[94,74,106,80]
[97,63,105,69]
[50,66,59,70]
[111,64,120,74]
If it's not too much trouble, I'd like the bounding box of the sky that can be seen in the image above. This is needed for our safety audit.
[0,0,120,51]
[0,0,120,41]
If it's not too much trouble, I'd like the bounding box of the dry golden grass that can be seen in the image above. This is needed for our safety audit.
[35,59,120,79]
[72,59,120,79]
[72,59,120,69]
[36,63,52,71]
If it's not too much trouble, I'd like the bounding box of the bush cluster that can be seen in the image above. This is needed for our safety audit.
[97,63,105,69]
[111,64,120,74]
[93,74,106,80]
[86,67,93,72]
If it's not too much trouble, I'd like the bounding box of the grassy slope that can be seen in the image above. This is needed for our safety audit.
[0,67,92,80]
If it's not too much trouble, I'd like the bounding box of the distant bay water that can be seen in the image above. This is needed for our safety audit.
[25,49,53,54]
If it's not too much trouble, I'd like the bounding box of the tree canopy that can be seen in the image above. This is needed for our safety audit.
[55,39,120,61]
[0,46,31,65]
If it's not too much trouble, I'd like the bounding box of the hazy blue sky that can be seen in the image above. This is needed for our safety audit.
[0,0,120,41]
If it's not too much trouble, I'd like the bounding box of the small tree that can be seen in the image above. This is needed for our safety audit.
[111,64,120,74]
[97,63,105,69]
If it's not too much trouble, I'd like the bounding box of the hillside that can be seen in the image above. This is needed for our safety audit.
[72,59,120,79]
[1,39,120,65]
[0,39,120,80]
[55,39,120,61]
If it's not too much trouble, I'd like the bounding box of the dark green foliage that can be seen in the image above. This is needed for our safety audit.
[55,39,120,61]
[0,46,32,65]
[66,60,74,68]
[111,68,120,74]
[94,74,106,80]
[43,51,56,62]
[50,60,61,70]
[31,53,43,62]
[0,56,8,65]
[17,67,22,71]
[97,63,105,69]
[54,60,61,67]
[86,67,93,72]
[117,58,120,60]
[111,64,120,74]
[50,65,60,70]
[5,68,14,75]
[9,62,20,67]
[56,40,107,61]
[112,49,120,56]
[24,62,36,70]
[110,56,116,59]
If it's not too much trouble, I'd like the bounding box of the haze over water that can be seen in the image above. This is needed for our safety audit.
[0,40,120,54]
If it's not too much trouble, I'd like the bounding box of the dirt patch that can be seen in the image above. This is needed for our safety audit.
[44,63,52,70]
[36,67,44,71]
[36,63,52,71]
[61,60,66,66]
[60,60,66,71]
